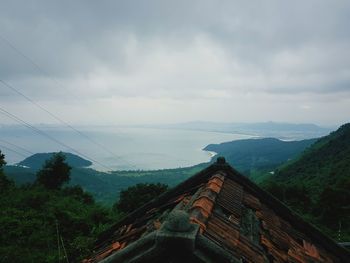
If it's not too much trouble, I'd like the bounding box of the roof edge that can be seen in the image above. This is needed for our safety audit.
[96,160,228,244]
[95,157,350,261]
[222,164,350,262]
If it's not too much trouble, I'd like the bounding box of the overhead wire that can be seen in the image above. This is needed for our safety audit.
[0,106,113,171]
[0,137,138,194]
[0,78,130,165]
[0,143,28,158]
[0,136,137,193]
[0,34,137,169]
[0,35,55,83]
[0,138,34,155]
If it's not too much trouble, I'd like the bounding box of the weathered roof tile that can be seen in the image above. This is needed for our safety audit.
[83,158,350,263]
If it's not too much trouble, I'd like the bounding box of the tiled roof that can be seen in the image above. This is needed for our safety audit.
[83,157,349,263]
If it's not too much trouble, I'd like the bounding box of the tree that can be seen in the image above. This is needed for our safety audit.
[63,186,94,205]
[115,183,168,213]
[0,150,12,191]
[36,152,71,190]
[0,150,5,169]
[0,175,114,262]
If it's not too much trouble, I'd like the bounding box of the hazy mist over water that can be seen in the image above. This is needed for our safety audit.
[0,126,253,171]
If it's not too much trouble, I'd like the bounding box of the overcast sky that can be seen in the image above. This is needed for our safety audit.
[0,0,349,126]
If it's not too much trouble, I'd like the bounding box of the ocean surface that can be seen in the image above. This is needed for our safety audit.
[0,125,253,171]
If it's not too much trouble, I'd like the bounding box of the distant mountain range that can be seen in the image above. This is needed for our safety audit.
[155,121,332,139]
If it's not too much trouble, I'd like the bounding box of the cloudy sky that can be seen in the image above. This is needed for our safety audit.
[0,0,349,126]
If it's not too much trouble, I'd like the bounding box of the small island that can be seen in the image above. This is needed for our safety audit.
[17,152,92,170]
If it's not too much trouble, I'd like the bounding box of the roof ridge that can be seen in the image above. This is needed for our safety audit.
[89,157,350,262]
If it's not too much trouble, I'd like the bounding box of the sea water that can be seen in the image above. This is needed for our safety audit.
[0,125,252,171]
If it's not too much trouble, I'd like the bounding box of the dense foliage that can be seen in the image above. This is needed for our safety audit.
[0,150,12,191]
[6,162,205,205]
[261,123,350,241]
[204,137,316,175]
[0,153,119,263]
[2,123,349,262]
[36,152,71,190]
[114,183,168,213]
[6,137,317,206]
[6,136,317,205]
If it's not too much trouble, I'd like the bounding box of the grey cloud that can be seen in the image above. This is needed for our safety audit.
[0,0,350,125]
[1,1,349,75]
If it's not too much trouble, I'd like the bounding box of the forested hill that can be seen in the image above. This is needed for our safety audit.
[6,137,318,204]
[204,137,317,174]
[5,162,205,205]
[18,152,92,170]
[261,123,350,241]
[273,123,350,193]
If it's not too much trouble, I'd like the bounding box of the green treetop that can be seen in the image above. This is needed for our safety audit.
[36,152,71,190]
[0,150,12,190]
[115,183,168,213]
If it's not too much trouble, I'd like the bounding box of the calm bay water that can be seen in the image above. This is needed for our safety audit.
[0,126,252,171]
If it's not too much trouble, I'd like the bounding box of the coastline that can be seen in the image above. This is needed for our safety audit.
[205,150,217,158]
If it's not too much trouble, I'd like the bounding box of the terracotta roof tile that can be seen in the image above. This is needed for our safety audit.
[84,159,349,262]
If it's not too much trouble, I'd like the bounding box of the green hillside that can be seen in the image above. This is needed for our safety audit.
[261,123,350,241]
[5,137,318,205]
[5,163,206,205]
[1,123,349,258]
[0,151,117,263]
[204,137,317,175]
[18,152,92,170]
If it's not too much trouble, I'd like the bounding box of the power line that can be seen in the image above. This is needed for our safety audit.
[0,34,60,86]
[0,144,28,158]
[0,138,34,155]
[0,106,113,171]
[0,35,137,169]
[0,79,135,168]
[0,134,137,194]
